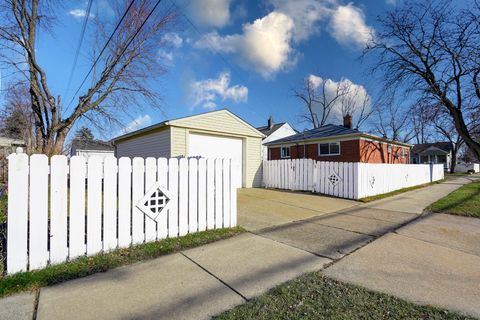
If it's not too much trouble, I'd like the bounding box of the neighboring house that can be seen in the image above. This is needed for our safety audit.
[70,139,115,160]
[0,136,26,181]
[266,115,411,163]
[410,142,452,171]
[112,109,264,188]
[256,117,297,160]
[0,137,26,157]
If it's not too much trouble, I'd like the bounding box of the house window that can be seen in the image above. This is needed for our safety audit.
[387,144,392,154]
[401,148,405,158]
[281,147,290,158]
[318,142,340,156]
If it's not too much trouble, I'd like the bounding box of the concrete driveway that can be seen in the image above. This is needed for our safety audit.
[238,188,359,231]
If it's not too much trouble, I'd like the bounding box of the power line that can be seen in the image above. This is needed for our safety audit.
[65,0,137,113]
[63,0,93,106]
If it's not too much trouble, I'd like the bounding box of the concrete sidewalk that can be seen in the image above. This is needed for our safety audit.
[35,234,330,320]
[1,177,477,319]
[324,177,480,318]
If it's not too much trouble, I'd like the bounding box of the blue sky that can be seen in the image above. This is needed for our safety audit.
[0,0,397,140]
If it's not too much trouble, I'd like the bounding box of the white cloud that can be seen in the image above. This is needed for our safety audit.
[269,0,333,42]
[193,1,373,77]
[307,75,371,123]
[162,33,183,48]
[69,9,94,19]
[329,4,374,48]
[188,72,248,109]
[158,50,174,62]
[121,115,152,135]
[195,12,295,78]
[188,0,231,28]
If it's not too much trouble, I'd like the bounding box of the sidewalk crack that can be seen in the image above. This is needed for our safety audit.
[180,252,249,302]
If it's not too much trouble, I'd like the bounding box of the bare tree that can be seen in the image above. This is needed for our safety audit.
[294,76,348,128]
[0,82,35,153]
[0,0,178,155]
[430,112,463,172]
[372,94,416,143]
[338,81,373,129]
[366,0,480,159]
[410,101,434,144]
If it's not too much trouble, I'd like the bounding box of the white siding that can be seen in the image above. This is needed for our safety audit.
[115,128,171,158]
[262,123,296,160]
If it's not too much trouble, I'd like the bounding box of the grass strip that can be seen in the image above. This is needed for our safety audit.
[428,180,480,218]
[359,179,445,203]
[0,227,244,297]
[215,272,473,320]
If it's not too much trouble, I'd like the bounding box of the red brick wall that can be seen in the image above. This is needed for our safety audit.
[268,139,410,164]
[359,140,409,164]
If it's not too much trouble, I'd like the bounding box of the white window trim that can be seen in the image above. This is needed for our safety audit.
[280,146,291,158]
[318,142,341,156]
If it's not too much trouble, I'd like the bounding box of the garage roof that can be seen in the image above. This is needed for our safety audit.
[113,109,264,143]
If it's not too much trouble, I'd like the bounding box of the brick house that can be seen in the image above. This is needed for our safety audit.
[266,115,411,164]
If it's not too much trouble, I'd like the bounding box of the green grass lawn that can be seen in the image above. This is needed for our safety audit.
[215,272,473,320]
[428,180,480,218]
[0,227,244,297]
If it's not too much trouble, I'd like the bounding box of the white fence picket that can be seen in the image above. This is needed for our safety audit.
[178,158,189,236]
[50,155,68,264]
[69,156,86,259]
[157,158,168,239]
[103,156,118,251]
[168,158,179,237]
[145,158,157,242]
[206,158,215,230]
[118,157,132,248]
[29,155,49,270]
[7,154,29,273]
[223,159,231,228]
[6,155,237,274]
[132,157,145,245]
[198,158,207,231]
[214,159,223,228]
[188,158,198,233]
[87,156,102,255]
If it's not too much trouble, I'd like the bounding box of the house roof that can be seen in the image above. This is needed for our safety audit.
[256,122,287,137]
[411,142,453,155]
[112,109,264,142]
[265,124,411,147]
[71,139,114,151]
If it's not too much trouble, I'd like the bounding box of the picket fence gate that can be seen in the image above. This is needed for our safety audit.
[7,154,237,274]
[263,159,444,200]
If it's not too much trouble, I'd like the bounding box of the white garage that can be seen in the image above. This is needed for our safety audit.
[113,109,264,188]
[188,133,243,187]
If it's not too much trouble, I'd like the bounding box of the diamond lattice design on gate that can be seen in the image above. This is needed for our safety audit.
[136,182,172,221]
[328,172,341,186]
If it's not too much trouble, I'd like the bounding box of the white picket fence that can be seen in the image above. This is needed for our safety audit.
[7,154,237,274]
[263,159,444,200]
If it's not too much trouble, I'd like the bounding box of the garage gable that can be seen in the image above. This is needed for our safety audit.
[169,109,264,138]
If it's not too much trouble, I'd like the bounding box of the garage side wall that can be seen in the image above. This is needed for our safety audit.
[115,128,171,158]
[246,137,262,188]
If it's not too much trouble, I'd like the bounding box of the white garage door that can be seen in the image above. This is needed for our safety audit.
[188,133,243,188]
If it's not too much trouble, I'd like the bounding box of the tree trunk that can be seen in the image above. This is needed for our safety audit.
[450,149,457,173]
